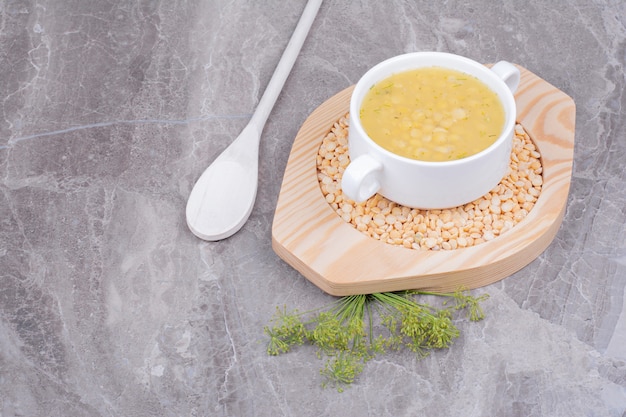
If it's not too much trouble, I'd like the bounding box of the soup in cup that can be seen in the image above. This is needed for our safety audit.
[342,52,520,209]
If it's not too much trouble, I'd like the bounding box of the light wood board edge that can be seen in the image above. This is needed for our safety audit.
[272,66,576,296]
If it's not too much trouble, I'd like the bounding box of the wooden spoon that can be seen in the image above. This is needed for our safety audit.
[186,0,323,241]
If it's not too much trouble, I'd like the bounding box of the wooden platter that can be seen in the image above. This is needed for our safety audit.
[272,65,575,296]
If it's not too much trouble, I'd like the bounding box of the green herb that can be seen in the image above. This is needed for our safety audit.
[264,288,488,392]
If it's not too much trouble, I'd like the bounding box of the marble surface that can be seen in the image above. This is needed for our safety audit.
[1,1,625,416]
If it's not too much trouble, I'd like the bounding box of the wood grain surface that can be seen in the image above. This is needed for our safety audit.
[272,66,576,296]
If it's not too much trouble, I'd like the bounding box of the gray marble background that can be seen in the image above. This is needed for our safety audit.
[1,1,625,416]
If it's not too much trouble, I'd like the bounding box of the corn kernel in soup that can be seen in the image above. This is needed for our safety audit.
[359,67,505,162]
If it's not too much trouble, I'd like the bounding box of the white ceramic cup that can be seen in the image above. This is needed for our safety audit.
[341,52,520,209]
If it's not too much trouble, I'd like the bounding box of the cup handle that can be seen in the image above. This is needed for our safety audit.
[491,61,520,93]
[341,154,383,203]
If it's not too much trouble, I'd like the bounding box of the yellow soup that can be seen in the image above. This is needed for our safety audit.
[359,67,505,162]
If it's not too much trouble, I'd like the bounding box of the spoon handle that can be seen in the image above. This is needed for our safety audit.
[249,0,323,130]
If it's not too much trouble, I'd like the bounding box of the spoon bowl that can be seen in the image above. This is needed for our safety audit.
[186,123,260,241]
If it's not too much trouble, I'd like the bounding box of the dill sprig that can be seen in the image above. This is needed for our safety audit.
[264,289,488,392]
